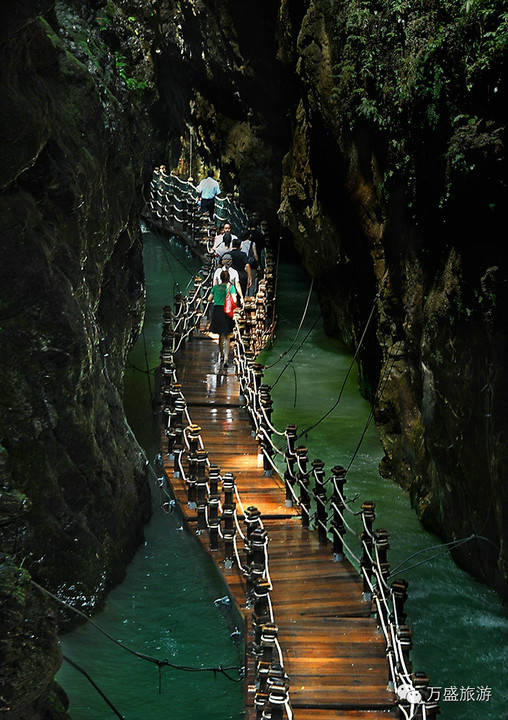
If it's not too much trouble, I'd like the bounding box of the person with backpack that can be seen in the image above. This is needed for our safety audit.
[240,230,258,295]
[230,238,252,297]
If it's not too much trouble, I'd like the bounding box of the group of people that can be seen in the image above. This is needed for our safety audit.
[207,216,270,369]
[153,164,270,370]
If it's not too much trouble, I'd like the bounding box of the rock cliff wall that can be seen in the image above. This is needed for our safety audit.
[275,0,508,596]
[1,0,506,715]
[142,0,508,596]
[0,2,154,715]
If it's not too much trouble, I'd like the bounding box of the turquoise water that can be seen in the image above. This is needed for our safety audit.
[58,230,244,720]
[259,263,508,720]
[58,232,507,719]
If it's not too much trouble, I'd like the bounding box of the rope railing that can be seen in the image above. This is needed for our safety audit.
[232,316,440,719]
[157,238,293,719]
[147,170,249,245]
[152,169,437,718]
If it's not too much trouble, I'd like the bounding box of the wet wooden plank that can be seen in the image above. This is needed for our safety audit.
[162,333,395,717]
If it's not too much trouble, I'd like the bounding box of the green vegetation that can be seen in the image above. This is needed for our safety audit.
[114,51,148,92]
[331,0,507,214]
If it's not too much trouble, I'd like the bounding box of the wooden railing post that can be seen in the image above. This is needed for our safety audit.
[161,305,174,353]
[259,385,273,477]
[284,424,297,507]
[252,579,272,657]
[247,527,268,606]
[186,425,201,508]
[221,472,236,569]
[263,664,289,720]
[374,528,390,586]
[173,397,186,467]
[223,528,235,570]
[244,505,261,540]
[186,450,197,508]
[295,447,310,528]
[208,464,220,495]
[391,578,409,625]
[414,671,439,720]
[173,438,184,479]
[330,465,346,561]
[312,458,327,544]
[196,450,208,532]
[160,350,175,400]
[207,464,221,543]
[208,517,220,552]
[254,691,269,720]
[361,500,376,599]
[396,625,413,676]
[260,622,278,664]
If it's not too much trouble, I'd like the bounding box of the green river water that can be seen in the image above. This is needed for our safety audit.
[58,229,507,719]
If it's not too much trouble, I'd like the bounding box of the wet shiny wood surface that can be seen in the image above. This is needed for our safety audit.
[161,334,395,717]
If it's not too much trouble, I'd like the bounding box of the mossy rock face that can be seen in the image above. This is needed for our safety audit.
[0,1,155,715]
[144,0,506,596]
[274,0,508,596]
[0,558,67,718]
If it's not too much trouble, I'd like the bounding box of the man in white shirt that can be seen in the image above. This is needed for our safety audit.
[213,254,243,304]
[196,170,220,219]
[213,222,237,255]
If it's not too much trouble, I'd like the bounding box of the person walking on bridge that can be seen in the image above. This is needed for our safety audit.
[196,169,220,219]
[230,238,252,297]
[213,253,244,305]
[208,269,237,368]
[213,222,237,255]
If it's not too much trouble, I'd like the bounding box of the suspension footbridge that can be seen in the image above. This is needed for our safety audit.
[146,172,439,720]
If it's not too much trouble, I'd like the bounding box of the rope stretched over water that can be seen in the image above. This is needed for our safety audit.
[264,278,314,369]
[63,655,125,719]
[388,534,494,579]
[270,315,321,390]
[141,328,153,399]
[345,341,401,475]
[127,360,159,375]
[162,236,197,277]
[297,293,379,441]
[31,581,244,682]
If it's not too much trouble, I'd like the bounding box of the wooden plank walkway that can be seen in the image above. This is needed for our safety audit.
[161,332,396,719]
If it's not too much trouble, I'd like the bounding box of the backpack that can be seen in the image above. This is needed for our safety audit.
[247,240,258,270]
